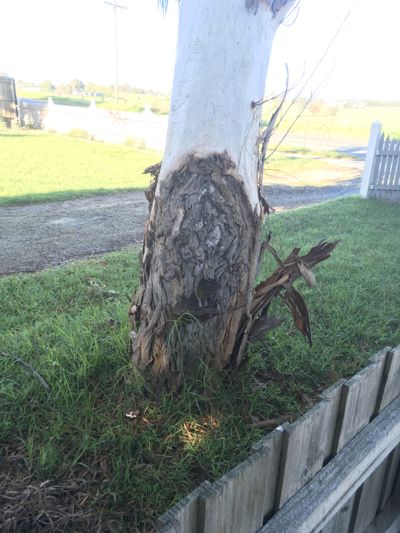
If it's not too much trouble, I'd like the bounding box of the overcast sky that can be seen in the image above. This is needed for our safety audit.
[1,0,399,101]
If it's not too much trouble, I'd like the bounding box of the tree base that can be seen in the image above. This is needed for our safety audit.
[130,154,339,389]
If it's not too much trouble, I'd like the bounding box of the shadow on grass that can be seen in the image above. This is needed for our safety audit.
[0,187,147,207]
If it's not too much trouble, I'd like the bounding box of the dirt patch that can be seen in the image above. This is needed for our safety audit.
[0,178,361,275]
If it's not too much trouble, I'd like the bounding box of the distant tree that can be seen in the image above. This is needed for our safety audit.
[85,82,113,97]
[119,82,133,93]
[85,81,99,95]
[308,102,322,114]
[55,83,67,95]
[68,79,85,94]
[40,80,55,93]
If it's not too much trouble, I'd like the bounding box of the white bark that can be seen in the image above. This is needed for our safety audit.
[157,0,295,210]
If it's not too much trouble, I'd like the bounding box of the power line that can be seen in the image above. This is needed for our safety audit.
[104,0,127,104]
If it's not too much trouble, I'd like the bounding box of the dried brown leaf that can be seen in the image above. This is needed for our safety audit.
[283,283,312,346]
[298,261,317,288]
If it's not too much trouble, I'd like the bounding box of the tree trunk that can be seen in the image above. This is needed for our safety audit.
[131,0,297,388]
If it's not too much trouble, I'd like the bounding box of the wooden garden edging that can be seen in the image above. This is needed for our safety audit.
[157,345,400,532]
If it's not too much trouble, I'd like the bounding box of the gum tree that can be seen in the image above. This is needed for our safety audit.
[130,0,337,388]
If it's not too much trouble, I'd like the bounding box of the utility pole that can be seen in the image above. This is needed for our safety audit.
[104,0,127,105]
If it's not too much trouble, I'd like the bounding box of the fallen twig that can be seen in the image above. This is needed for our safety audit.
[0,351,51,391]
[247,414,293,429]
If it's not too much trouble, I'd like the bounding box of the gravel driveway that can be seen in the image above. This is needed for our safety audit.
[0,179,360,275]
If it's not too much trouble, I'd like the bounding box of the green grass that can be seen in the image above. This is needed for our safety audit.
[0,130,160,205]
[0,130,345,206]
[1,197,399,530]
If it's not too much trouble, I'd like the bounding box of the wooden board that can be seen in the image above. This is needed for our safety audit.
[376,347,400,411]
[199,428,284,533]
[364,500,400,533]
[275,380,344,509]
[332,348,388,454]
[321,348,389,532]
[259,397,400,533]
[351,461,387,532]
[349,347,397,531]
[318,496,355,533]
[378,445,400,511]
[157,482,211,532]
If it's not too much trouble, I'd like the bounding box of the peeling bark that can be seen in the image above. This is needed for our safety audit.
[131,153,262,388]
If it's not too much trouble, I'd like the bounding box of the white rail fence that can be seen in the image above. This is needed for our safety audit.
[360,121,400,202]
[19,98,168,151]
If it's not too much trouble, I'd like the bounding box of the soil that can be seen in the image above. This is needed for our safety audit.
[0,177,361,275]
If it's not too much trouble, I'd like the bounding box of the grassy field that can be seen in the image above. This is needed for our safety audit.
[0,130,346,206]
[1,197,399,530]
[0,130,160,205]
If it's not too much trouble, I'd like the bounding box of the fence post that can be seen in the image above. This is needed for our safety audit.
[360,121,381,198]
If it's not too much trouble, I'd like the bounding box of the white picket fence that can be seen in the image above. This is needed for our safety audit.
[360,122,400,202]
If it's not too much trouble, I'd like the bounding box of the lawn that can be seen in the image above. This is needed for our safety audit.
[0,130,160,205]
[1,197,399,531]
[0,130,353,206]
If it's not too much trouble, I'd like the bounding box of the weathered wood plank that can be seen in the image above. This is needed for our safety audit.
[251,425,287,521]
[157,482,211,533]
[351,460,387,532]
[318,495,355,533]
[392,459,400,502]
[332,348,388,454]
[321,348,389,532]
[376,346,400,411]
[258,396,400,533]
[199,427,284,533]
[364,500,400,533]
[317,379,347,461]
[378,445,400,512]
[275,380,344,509]
[349,347,397,531]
